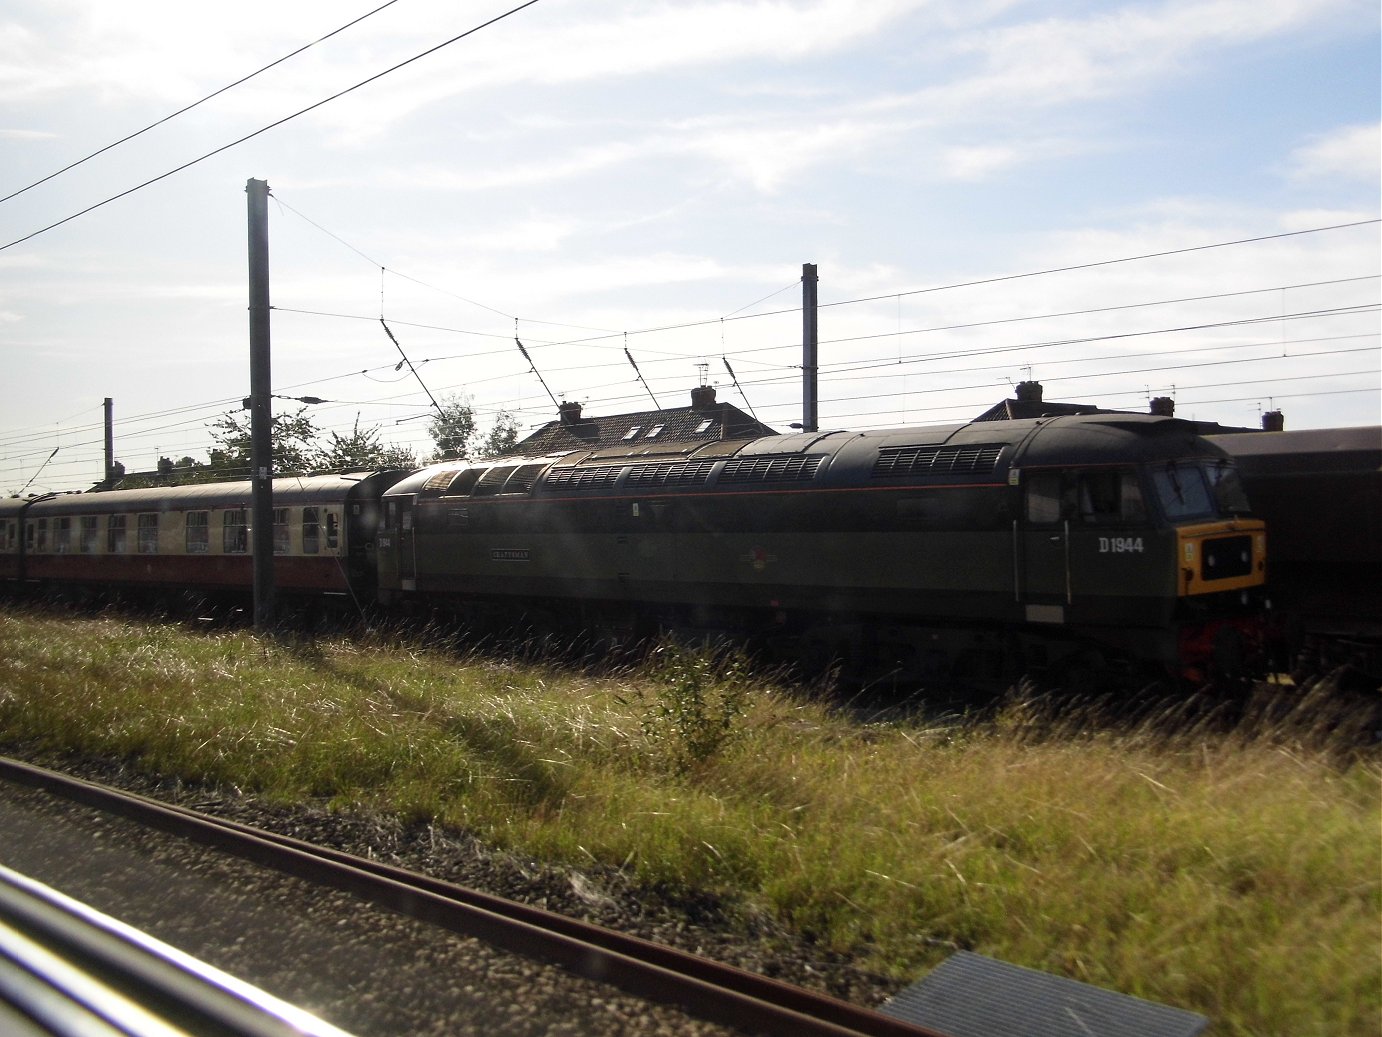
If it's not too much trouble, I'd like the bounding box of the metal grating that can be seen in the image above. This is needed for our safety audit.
[422,470,458,491]
[873,444,1004,477]
[445,469,483,496]
[504,463,550,495]
[718,455,823,485]
[879,952,1208,1037]
[543,465,625,491]
[471,467,513,497]
[625,460,717,488]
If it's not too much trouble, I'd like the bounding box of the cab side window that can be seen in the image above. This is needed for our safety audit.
[1024,472,1065,524]
[1076,469,1146,525]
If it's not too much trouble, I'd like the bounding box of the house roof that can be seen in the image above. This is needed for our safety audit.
[510,389,778,456]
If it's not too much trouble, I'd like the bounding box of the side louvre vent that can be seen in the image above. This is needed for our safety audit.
[873,445,1004,477]
[625,460,717,488]
[543,465,624,491]
[718,455,823,484]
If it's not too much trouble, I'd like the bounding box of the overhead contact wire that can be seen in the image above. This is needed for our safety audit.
[0,0,548,253]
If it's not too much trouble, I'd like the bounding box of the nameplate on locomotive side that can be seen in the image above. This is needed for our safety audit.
[491,548,530,562]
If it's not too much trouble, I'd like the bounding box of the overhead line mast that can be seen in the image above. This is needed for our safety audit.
[247,178,275,632]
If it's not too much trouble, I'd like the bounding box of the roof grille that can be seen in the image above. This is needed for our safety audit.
[543,465,624,491]
[625,460,717,488]
[718,455,822,484]
[471,467,513,496]
[422,470,458,491]
[873,444,1004,477]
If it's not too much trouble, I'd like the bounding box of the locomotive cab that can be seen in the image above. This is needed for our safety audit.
[1012,417,1266,678]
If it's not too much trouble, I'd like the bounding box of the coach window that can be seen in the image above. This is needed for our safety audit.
[223,510,248,554]
[35,518,48,552]
[273,508,290,555]
[107,514,129,554]
[186,511,209,554]
[55,517,72,554]
[303,508,320,554]
[325,511,339,550]
[79,516,99,553]
[137,513,159,554]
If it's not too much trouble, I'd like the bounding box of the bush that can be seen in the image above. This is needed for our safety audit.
[623,641,752,773]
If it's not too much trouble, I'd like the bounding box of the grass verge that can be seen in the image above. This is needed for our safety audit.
[0,607,1377,1035]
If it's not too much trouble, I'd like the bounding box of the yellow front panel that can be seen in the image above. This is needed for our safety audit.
[1177,520,1266,597]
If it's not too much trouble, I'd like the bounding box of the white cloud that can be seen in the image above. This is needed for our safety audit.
[1287,123,1382,182]
[872,0,1356,117]
[939,144,1019,180]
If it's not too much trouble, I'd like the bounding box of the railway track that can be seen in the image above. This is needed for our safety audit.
[0,757,943,1037]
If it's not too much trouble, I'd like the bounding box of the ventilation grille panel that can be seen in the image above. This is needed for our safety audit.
[873,445,1004,478]
[718,455,823,484]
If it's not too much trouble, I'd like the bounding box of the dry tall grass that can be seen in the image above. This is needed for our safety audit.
[1,608,1376,1036]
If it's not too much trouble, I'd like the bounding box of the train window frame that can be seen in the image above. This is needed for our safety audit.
[106,514,128,554]
[1151,462,1215,521]
[223,510,248,555]
[55,517,72,554]
[325,511,339,550]
[303,507,320,554]
[272,507,290,555]
[185,511,209,554]
[1204,458,1251,515]
[1024,471,1065,524]
[78,516,99,554]
[137,513,159,554]
[35,517,48,552]
[1075,468,1147,526]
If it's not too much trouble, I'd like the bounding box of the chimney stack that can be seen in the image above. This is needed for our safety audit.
[1149,397,1175,416]
[558,400,583,425]
[691,385,717,410]
[1261,410,1284,432]
[1015,380,1043,402]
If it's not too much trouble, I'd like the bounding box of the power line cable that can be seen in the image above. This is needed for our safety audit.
[0,0,548,253]
[0,1,403,207]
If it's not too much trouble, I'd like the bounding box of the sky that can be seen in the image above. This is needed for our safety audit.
[1,0,1378,494]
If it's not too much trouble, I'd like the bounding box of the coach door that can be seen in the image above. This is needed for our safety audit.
[397,499,417,591]
[1018,470,1071,623]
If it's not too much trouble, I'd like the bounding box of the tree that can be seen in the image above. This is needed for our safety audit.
[206,407,321,478]
[427,394,477,460]
[315,416,417,471]
[477,409,520,459]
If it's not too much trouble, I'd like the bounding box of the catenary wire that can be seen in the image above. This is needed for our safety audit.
[0,0,548,253]
[0,1,403,207]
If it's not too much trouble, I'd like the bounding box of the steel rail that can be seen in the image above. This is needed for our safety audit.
[0,862,355,1037]
[0,757,947,1037]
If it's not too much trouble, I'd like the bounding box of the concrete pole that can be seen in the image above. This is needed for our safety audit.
[802,263,818,433]
[103,397,114,487]
[246,178,275,631]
